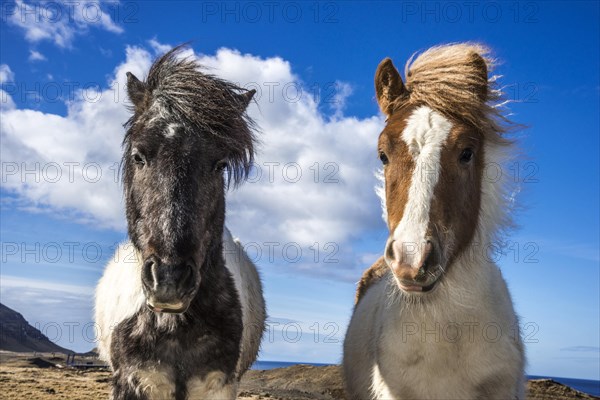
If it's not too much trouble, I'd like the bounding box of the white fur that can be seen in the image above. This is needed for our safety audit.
[344,256,524,398]
[187,371,237,400]
[223,227,267,376]
[95,243,146,366]
[344,108,525,399]
[391,106,452,266]
[132,367,175,399]
[371,364,395,399]
[165,123,181,138]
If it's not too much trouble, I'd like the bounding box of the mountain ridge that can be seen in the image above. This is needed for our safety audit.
[0,302,73,354]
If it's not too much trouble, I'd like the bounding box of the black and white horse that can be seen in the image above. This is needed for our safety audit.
[95,46,266,399]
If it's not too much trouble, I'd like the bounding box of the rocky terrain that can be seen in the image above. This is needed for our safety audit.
[0,352,597,399]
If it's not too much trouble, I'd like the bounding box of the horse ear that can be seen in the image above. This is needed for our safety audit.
[237,89,256,110]
[470,52,489,102]
[126,72,148,110]
[375,58,407,117]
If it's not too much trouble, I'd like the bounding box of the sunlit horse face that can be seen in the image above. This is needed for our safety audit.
[375,58,486,294]
[122,57,254,313]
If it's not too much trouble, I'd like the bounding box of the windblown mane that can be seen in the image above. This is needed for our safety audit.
[124,45,256,186]
[379,43,519,242]
[393,43,511,142]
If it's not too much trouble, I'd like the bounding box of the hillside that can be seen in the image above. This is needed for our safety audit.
[0,303,72,354]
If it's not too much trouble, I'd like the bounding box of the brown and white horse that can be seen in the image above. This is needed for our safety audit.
[343,43,525,399]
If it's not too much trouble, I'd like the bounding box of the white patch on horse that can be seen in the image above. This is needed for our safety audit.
[165,123,181,138]
[187,371,236,400]
[94,243,145,366]
[145,97,169,127]
[371,363,395,399]
[390,106,452,266]
[132,367,175,399]
[222,227,266,376]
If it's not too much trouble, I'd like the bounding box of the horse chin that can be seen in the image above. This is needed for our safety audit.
[146,300,191,314]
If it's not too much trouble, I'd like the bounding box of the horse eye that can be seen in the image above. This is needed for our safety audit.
[132,149,146,166]
[379,151,389,165]
[459,148,474,164]
[215,160,228,172]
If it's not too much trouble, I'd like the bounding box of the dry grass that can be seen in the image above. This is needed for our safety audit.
[0,364,110,399]
[0,352,595,399]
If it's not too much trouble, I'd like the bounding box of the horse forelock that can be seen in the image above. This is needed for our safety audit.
[123,45,257,187]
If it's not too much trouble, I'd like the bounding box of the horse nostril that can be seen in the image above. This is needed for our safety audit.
[182,262,193,282]
[421,240,435,269]
[142,257,157,288]
[385,239,395,260]
[425,240,434,255]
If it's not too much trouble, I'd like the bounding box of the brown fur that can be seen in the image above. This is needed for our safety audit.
[358,120,485,303]
[355,256,387,304]
[377,107,415,232]
[431,125,484,267]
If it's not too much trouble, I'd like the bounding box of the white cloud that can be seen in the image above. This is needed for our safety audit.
[330,80,353,118]
[28,49,46,62]
[1,65,16,111]
[0,64,14,83]
[8,0,123,48]
[1,275,94,295]
[1,46,152,230]
[148,37,172,55]
[1,43,386,280]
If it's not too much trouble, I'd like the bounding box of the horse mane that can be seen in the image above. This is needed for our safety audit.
[393,43,518,240]
[124,44,257,187]
[392,43,512,143]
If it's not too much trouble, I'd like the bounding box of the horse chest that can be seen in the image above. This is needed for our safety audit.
[374,306,486,398]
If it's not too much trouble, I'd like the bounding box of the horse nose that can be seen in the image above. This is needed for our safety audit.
[384,238,435,281]
[141,256,196,313]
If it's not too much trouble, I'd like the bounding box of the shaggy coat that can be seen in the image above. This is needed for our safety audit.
[95,46,265,400]
[343,43,525,399]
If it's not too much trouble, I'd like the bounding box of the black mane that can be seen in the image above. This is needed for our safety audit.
[124,44,256,187]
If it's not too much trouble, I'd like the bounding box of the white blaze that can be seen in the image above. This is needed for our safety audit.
[390,106,452,266]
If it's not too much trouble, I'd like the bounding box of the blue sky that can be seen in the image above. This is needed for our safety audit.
[1,0,598,380]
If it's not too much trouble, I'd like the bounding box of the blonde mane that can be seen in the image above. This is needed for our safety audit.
[392,43,511,143]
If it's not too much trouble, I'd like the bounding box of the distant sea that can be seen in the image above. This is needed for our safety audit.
[251,361,600,396]
[252,360,331,370]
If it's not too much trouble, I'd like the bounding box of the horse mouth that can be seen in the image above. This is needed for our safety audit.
[398,280,438,293]
[396,266,444,294]
[146,300,189,314]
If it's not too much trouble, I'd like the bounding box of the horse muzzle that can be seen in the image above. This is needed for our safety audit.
[141,256,199,313]
[384,237,443,293]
